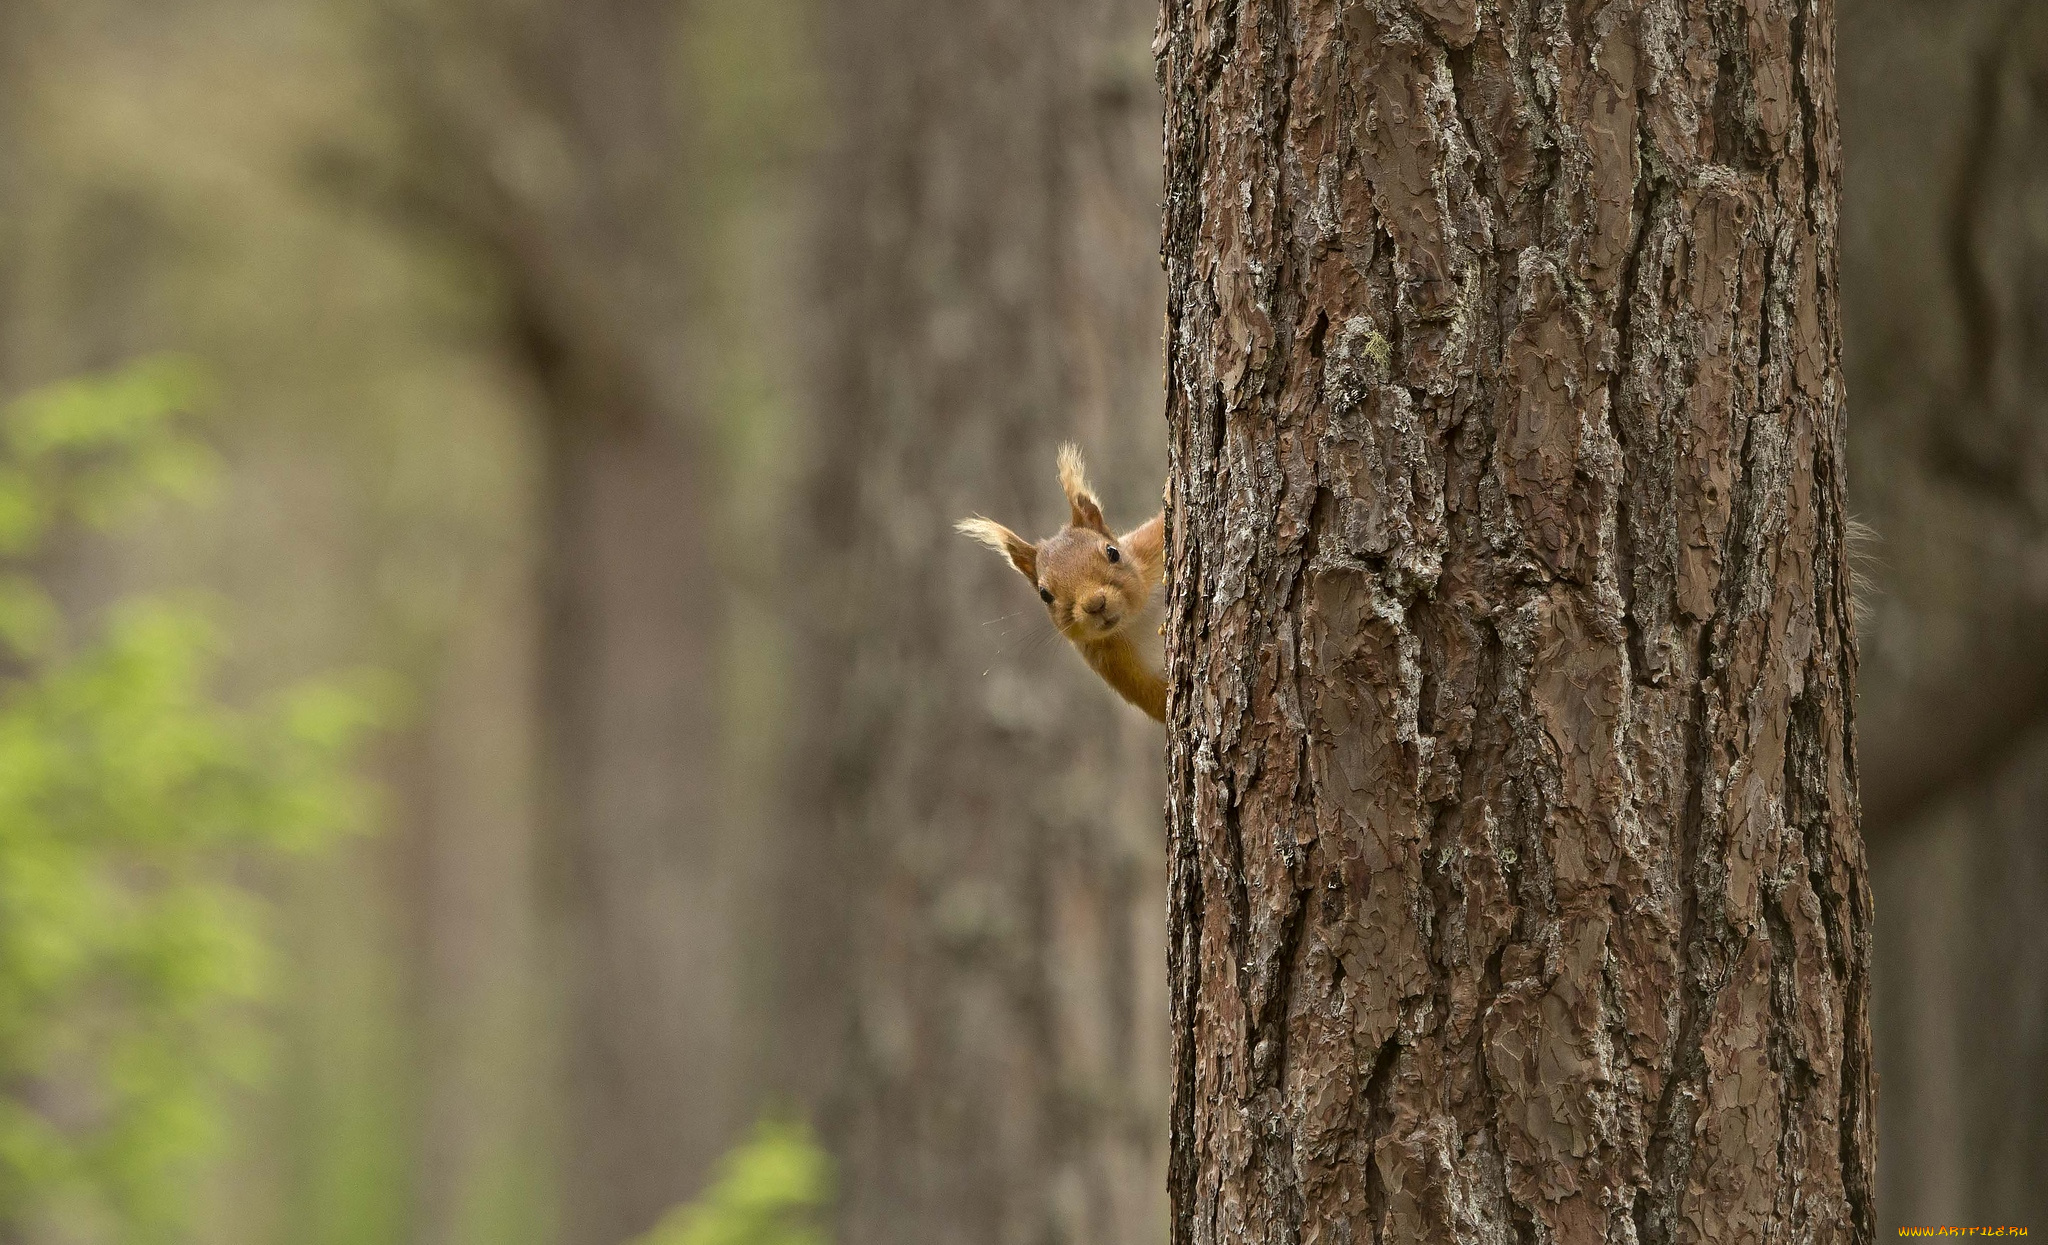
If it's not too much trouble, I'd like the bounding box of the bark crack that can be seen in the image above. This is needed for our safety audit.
[1162,0,1867,1237]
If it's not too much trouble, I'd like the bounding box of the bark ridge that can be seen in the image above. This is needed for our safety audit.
[1157,0,1872,1240]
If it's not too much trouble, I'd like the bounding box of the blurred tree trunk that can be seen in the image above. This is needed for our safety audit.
[1840,0,2048,1228]
[378,4,744,1240]
[788,2,1168,1243]
[535,367,727,1245]
[1156,1,1874,1241]
[1847,0,2048,835]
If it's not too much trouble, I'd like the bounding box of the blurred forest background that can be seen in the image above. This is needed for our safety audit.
[0,0,2040,1241]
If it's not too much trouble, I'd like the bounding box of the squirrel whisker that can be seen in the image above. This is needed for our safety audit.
[956,443,1167,722]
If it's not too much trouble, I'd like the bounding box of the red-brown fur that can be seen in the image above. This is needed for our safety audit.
[957,445,1166,722]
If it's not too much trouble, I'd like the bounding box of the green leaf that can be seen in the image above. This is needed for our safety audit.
[0,577,60,658]
[0,357,388,1239]
[0,467,49,556]
[635,1119,833,1245]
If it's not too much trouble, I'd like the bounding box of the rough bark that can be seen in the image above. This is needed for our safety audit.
[1838,0,2048,1226]
[1156,0,1874,1242]
[791,1,1169,1242]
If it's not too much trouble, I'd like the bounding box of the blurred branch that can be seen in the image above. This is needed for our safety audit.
[352,0,696,428]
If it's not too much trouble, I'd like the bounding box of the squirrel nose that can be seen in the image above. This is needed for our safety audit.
[1083,592,1109,616]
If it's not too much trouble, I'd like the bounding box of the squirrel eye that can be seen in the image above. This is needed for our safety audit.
[1105,546,1120,563]
[1039,587,1054,603]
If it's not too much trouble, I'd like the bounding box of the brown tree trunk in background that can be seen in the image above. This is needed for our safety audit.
[536,384,729,1245]
[1840,0,2048,1227]
[1846,0,2048,837]
[1156,0,1874,1240]
[790,1,1168,1242]
[379,3,743,1240]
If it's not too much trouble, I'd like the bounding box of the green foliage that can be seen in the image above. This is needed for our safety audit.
[0,359,387,1241]
[633,1120,832,1245]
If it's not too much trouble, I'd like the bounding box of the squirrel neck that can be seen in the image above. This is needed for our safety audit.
[1073,509,1167,722]
[1078,629,1167,722]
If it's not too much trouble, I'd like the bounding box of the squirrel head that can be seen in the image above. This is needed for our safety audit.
[957,444,1151,642]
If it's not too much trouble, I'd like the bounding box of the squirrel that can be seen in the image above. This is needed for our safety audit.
[957,445,1168,722]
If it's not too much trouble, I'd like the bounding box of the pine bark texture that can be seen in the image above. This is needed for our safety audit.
[793,1,1169,1242]
[1156,1,1874,1242]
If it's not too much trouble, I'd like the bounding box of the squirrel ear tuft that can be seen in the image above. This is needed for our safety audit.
[956,516,1038,582]
[1057,443,1109,535]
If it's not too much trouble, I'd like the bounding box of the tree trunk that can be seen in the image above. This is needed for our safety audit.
[1845,0,2048,839]
[537,392,731,1245]
[790,1,1168,1242]
[1838,0,2048,1227]
[376,3,744,1238]
[1156,0,1874,1241]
